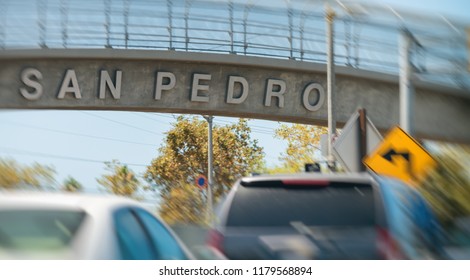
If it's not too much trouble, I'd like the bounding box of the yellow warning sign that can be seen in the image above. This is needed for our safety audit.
[363,126,437,185]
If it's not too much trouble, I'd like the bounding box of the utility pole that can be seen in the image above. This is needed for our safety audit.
[399,28,414,135]
[326,5,336,170]
[203,115,214,224]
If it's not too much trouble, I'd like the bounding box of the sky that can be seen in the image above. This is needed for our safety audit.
[362,0,469,22]
[0,0,469,196]
[0,110,288,194]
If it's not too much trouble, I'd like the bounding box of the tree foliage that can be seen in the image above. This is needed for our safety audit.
[418,144,470,227]
[0,158,55,189]
[272,124,328,172]
[97,160,141,197]
[145,116,264,224]
[62,176,83,193]
[159,183,205,224]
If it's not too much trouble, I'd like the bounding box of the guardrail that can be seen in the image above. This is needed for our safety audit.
[0,0,468,90]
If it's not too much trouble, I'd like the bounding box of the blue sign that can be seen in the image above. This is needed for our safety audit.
[196,175,208,189]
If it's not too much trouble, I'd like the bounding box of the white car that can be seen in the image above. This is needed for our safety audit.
[0,192,194,260]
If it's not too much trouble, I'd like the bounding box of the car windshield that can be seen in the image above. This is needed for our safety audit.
[226,182,375,227]
[0,210,86,251]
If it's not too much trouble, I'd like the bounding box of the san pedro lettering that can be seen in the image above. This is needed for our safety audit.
[19,68,325,111]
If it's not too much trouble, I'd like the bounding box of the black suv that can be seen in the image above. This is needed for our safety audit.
[207,173,444,259]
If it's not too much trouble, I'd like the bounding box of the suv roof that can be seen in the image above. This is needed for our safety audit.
[0,192,142,213]
[240,172,375,185]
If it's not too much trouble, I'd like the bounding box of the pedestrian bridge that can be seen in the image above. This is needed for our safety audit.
[0,0,469,142]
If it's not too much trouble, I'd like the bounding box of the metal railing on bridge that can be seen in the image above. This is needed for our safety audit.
[0,0,468,90]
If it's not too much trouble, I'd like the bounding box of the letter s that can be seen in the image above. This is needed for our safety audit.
[19,68,43,100]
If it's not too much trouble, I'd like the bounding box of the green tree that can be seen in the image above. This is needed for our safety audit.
[97,160,141,197]
[62,176,83,192]
[145,116,264,224]
[0,158,55,189]
[418,144,470,227]
[272,124,328,173]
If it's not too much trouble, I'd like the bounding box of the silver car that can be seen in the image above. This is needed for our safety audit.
[0,192,194,260]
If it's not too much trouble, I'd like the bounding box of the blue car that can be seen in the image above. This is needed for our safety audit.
[208,172,444,259]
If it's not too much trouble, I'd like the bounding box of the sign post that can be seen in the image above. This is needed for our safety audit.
[359,108,367,172]
[333,110,383,172]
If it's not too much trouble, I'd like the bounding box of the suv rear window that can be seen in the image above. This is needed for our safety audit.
[226,182,375,227]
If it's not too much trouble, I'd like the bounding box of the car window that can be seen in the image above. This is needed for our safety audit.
[0,210,85,251]
[227,182,375,227]
[134,209,187,260]
[114,208,156,260]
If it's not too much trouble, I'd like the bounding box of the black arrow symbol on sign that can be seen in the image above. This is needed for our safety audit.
[381,148,413,177]
[382,149,410,162]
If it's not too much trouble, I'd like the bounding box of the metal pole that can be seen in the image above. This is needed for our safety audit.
[399,28,414,134]
[0,1,5,50]
[287,2,293,59]
[243,1,253,55]
[345,18,351,66]
[185,0,191,51]
[203,115,214,224]
[167,0,173,50]
[105,0,111,48]
[467,27,470,72]
[37,0,47,48]
[300,11,305,61]
[229,0,234,54]
[60,0,68,48]
[359,109,367,172]
[326,5,336,170]
[124,0,129,49]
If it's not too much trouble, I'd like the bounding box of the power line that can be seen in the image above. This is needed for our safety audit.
[0,146,149,167]
[151,113,276,134]
[213,119,274,134]
[131,112,172,125]
[0,146,281,168]
[1,121,158,147]
[87,110,279,136]
[153,113,178,120]
[214,118,277,132]
[82,112,163,136]
[151,113,279,135]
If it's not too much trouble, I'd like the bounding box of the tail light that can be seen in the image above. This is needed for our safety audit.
[207,229,224,253]
[376,227,406,260]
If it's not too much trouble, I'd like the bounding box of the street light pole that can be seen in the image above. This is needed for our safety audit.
[326,5,337,170]
[203,115,214,224]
